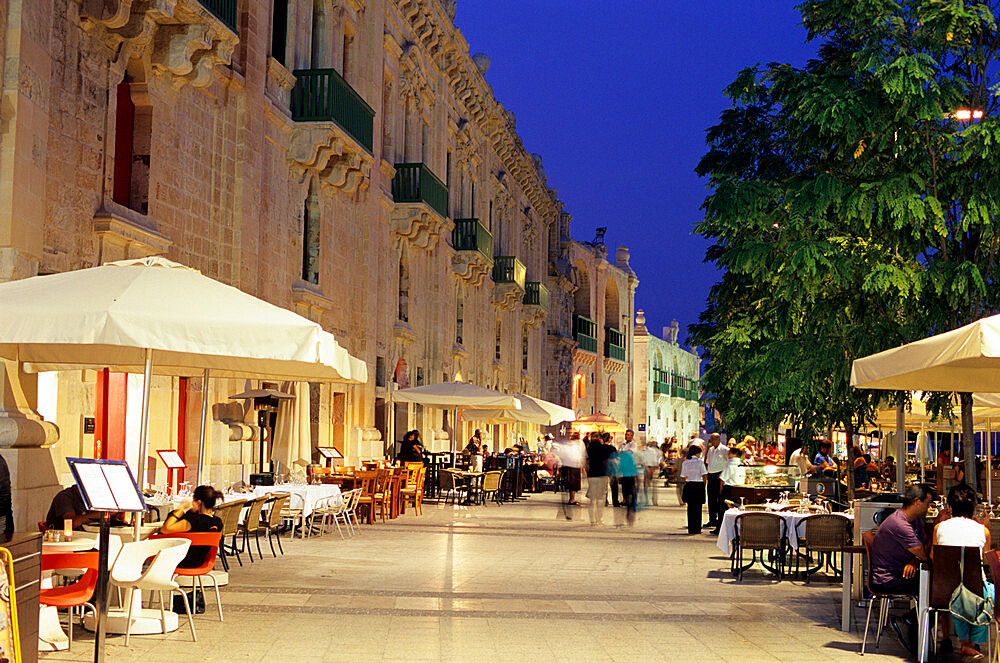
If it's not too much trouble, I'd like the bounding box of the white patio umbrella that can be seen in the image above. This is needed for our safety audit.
[463,393,574,426]
[393,381,521,452]
[272,381,312,473]
[0,257,366,511]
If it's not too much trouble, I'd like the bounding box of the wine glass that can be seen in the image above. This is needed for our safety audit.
[738,497,746,510]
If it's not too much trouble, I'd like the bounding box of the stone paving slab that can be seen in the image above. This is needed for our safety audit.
[39,489,924,662]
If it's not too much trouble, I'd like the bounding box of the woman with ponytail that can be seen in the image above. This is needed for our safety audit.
[159,484,224,569]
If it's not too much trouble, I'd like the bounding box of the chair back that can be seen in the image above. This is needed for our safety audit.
[930,544,984,609]
[266,494,290,528]
[483,470,503,492]
[799,514,851,552]
[341,488,360,512]
[243,496,268,530]
[735,512,785,550]
[404,464,421,488]
[374,468,391,495]
[355,471,377,497]
[215,499,246,537]
[149,531,222,575]
[415,466,426,492]
[111,538,191,587]
[439,468,456,491]
[40,551,100,607]
[985,550,1000,593]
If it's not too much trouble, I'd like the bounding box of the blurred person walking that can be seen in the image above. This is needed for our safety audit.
[605,432,621,508]
[613,440,639,527]
[641,440,663,506]
[705,433,728,530]
[585,432,615,526]
[680,444,708,534]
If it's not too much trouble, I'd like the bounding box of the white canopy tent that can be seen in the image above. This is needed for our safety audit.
[393,382,521,451]
[0,257,367,510]
[463,393,574,426]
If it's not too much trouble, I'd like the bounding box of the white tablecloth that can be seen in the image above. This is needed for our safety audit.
[716,508,852,554]
[251,484,342,517]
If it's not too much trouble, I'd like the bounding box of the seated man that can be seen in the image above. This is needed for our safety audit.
[45,484,100,530]
[812,440,838,477]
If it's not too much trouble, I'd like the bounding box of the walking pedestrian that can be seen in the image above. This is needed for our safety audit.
[704,433,728,530]
[604,432,621,508]
[613,442,639,527]
[585,433,615,526]
[680,444,708,534]
[641,440,662,505]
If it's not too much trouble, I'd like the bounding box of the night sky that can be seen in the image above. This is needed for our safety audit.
[455,1,817,347]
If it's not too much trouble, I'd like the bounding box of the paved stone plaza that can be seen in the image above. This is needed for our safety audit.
[41,490,912,663]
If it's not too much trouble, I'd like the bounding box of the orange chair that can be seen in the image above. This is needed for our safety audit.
[40,551,99,650]
[354,471,378,524]
[150,531,225,621]
[401,466,426,515]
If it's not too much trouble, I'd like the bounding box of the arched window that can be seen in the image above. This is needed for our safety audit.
[573,261,590,318]
[574,372,586,399]
[521,325,529,371]
[605,278,620,329]
[455,283,464,345]
[398,250,409,322]
[609,379,617,403]
[302,180,320,284]
[495,321,502,361]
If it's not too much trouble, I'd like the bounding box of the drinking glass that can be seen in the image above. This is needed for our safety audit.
[738,497,745,509]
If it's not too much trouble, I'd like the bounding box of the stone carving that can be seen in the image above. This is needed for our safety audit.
[392,205,452,251]
[520,301,546,328]
[451,252,491,286]
[74,0,239,89]
[444,0,457,21]
[471,53,490,74]
[288,125,373,194]
[492,282,522,311]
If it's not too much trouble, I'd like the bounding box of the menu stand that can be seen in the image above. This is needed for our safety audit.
[65,458,147,663]
[316,447,343,470]
[155,449,186,496]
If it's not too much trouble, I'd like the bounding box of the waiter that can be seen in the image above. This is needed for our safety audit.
[705,433,729,534]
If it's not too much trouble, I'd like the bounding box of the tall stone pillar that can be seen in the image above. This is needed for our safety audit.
[0,359,61,532]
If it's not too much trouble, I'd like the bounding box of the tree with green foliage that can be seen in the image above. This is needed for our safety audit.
[693,0,1000,492]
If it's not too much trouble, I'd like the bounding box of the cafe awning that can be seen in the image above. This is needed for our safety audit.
[393,381,521,409]
[463,393,574,426]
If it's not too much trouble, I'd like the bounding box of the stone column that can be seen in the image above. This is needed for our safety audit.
[0,359,61,532]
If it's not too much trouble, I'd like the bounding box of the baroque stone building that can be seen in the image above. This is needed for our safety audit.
[632,311,701,445]
[0,0,595,529]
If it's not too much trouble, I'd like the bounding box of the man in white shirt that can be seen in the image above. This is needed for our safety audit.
[640,441,663,506]
[704,433,729,532]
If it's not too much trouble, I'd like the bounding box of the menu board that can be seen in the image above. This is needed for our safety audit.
[66,458,146,513]
[156,449,186,469]
[317,447,343,459]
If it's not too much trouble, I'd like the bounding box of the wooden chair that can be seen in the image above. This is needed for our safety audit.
[389,467,406,518]
[354,471,378,524]
[401,466,426,515]
[373,469,392,522]
[733,512,787,581]
[236,496,268,562]
[215,498,247,571]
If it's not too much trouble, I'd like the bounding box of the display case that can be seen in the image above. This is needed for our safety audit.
[729,464,803,504]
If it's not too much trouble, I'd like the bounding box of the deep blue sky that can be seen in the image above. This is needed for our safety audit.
[455,1,817,346]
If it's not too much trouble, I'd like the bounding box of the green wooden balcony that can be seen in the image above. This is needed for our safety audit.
[604,326,625,361]
[452,219,493,261]
[573,314,598,353]
[523,282,549,310]
[292,69,375,153]
[392,163,448,218]
[492,256,526,290]
[198,0,238,32]
[652,367,670,395]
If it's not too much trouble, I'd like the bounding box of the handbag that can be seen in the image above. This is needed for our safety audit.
[949,547,994,626]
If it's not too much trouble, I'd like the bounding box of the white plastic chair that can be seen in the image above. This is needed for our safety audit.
[316,492,353,538]
[110,538,195,645]
[342,489,362,534]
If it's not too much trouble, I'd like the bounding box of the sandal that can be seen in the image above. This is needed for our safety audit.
[958,645,984,660]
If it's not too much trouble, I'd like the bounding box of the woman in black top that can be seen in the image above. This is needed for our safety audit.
[398,430,424,464]
[159,484,224,569]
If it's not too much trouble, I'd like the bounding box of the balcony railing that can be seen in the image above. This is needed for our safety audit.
[652,367,670,395]
[604,326,625,361]
[492,256,526,290]
[198,0,238,32]
[523,282,549,309]
[573,314,597,353]
[292,69,375,153]
[392,163,448,219]
[452,219,493,261]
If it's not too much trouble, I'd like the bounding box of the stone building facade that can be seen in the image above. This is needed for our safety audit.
[632,312,701,445]
[0,0,595,529]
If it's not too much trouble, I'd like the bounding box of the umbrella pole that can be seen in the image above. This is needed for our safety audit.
[195,368,210,486]
[988,418,993,506]
[919,425,925,484]
[896,404,905,496]
[134,348,153,542]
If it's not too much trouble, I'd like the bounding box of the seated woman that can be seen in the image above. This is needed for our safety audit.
[159,485,224,569]
[933,483,993,659]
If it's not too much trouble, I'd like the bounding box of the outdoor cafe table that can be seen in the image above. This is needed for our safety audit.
[251,483,342,518]
[716,507,853,555]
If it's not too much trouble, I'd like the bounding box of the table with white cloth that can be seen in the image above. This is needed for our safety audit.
[251,484,342,518]
[716,507,853,555]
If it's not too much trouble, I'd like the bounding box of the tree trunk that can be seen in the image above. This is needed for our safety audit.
[845,420,856,503]
[961,392,977,491]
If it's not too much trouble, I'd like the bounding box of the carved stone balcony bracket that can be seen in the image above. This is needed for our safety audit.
[521,303,547,328]
[603,357,626,375]
[491,282,523,311]
[291,280,332,324]
[289,123,373,195]
[93,207,172,264]
[74,0,238,89]
[450,252,491,286]
[391,204,452,251]
[393,320,418,345]
[265,58,296,111]
[573,346,597,367]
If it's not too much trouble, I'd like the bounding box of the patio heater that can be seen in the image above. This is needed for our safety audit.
[229,384,293,485]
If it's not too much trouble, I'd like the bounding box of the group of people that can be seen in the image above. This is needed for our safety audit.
[677,433,746,534]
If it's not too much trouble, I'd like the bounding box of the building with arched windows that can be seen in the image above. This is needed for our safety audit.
[632,311,701,445]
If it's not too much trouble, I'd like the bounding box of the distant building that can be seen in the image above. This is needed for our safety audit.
[632,312,700,445]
